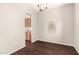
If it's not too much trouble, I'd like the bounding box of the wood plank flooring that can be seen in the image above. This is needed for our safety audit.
[11,40,78,55]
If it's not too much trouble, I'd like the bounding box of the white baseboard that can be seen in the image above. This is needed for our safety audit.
[31,40,36,43]
[31,39,38,43]
[74,46,79,54]
[37,39,73,47]
[2,45,25,55]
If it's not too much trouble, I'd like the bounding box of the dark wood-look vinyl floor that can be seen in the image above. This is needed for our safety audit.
[11,40,78,55]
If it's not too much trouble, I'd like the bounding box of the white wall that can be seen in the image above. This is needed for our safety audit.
[61,4,74,46]
[74,3,79,53]
[37,4,74,46]
[37,7,62,43]
[0,3,38,54]
[0,4,25,54]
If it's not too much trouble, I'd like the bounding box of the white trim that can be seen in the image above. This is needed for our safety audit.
[37,39,73,47]
[31,39,37,43]
[74,46,79,54]
[3,45,25,55]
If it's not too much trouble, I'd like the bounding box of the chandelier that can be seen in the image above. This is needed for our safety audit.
[37,3,48,12]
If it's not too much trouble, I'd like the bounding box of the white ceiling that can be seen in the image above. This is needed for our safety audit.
[21,0,67,3]
[30,3,65,12]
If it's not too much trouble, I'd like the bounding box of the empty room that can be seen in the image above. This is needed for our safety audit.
[0,3,79,55]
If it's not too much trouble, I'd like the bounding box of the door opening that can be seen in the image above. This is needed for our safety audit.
[25,14,32,47]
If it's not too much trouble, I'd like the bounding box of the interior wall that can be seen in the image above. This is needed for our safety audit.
[74,3,79,53]
[38,7,62,43]
[61,4,74,46]
[0,4,25,54]
[37,3,74,46]
[0,3,38,54]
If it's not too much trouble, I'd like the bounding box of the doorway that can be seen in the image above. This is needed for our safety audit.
[25,13,32,47]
